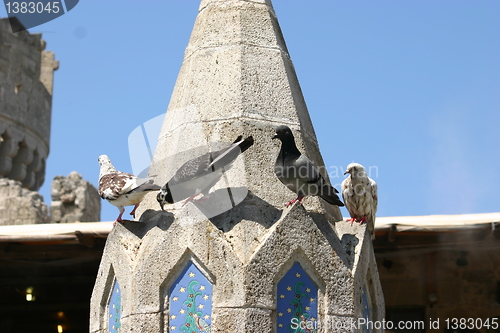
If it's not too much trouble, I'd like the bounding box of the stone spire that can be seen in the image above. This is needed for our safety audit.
[91,1,384,332]
[142,0,342,223]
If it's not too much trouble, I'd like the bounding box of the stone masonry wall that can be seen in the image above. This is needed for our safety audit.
[50,171,101,223]
[0,178,48,225]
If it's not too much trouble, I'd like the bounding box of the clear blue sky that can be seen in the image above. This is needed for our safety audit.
[2,1,499,222]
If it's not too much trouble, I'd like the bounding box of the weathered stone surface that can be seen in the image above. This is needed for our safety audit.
[212,307,273,333]
[0,18,57,191]
[140,0,341,221]
[92,206,383,331]
[91,0,384,331]
[50,171,100,223]
[0,178,48,225]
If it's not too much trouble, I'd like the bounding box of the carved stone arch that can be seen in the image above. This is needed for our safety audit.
[352,234,385,327]
[94,264,115,331]
[246,205,348,309]
[159,250,215,333]
[0,130,18,176]
[157,247,215,312]
[98,265,122,333]
[92,264,126,333]
[274,248,326,332]
[90,226,138,332]
[273,247,326,291]
[8,139,32,182]
[33,155,46,190]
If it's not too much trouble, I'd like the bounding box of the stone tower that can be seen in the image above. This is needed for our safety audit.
[91,1,384,332]
[0,18,100,225]
[0,18,58,225]
[0,18,57,191]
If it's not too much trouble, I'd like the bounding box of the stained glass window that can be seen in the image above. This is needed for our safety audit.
[108,279,122,333]
[169,262,212,332]
[360,285,371,333]
[277,262,318,332]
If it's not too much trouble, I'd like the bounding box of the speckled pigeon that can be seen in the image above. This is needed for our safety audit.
[156,135,254,210]
[98,154,160,223]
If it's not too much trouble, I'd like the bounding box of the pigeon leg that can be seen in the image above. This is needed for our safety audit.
[194,196,209,203]
[346,218,356,225]
[359,216,368,225]
[130,203,140,218]
[115,209,125,226]
[182,193,202,207]
[285,195,305,207]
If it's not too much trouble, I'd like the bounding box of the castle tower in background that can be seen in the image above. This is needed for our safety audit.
[0,18,100,225]
[0,18,57,225]
[0,18,57,191]
[91,1,384,331]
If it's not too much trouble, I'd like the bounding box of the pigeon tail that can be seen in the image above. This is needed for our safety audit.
[208,135,254,171]
[130,183,161,194]
[156,135,254,210]
[236,136,254,154]
[319,185,345,206]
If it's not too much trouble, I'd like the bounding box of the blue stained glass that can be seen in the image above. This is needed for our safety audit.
[277,262,318,332]
[360,285,371,333]
[169,262,213,332]
[108,279,122,333]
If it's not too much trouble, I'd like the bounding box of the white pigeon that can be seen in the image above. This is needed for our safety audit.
[98,155,160,223]
[341,163,378,239]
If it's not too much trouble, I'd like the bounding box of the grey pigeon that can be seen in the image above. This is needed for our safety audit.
[156,136,254,210]
[341,163,378,239]
[98,155,161,223]
[272,125,344,207]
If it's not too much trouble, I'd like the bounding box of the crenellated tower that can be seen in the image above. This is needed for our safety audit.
[0,18,58,191]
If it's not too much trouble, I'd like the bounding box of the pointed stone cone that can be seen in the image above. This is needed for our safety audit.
[140,0,342,223]
[91,1,384,332]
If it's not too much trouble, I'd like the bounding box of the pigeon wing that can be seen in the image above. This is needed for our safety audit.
[293,155,343,206]
[98,172,158,200]
[169,136,254,185]
[206,136,254,172]
[294,154,321,184]
[370,178,378,211]
[126,178,161,193]
[341,177,356,216]
[168,154,209,185]
[98,172,135,200]
[293,154,338,193]
[368,178,378,221]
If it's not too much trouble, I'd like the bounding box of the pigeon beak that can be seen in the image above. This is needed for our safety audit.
[272,134,278,140]
[344,170,350,175]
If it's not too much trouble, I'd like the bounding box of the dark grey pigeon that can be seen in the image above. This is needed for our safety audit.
[156,135,254,210]
[272,125,344,207]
